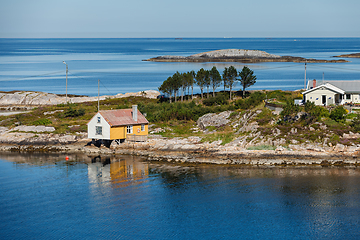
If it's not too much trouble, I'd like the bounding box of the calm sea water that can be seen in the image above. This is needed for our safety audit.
[1,38,360,96]
[1,153,360,239]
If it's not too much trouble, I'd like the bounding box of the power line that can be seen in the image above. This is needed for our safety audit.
[100,80,114,95]
[0,71,63,82]
[307,64,360,72]
[68,71,114,95]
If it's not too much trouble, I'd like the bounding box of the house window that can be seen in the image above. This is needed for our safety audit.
[346,94,351,100]
[141,124,145,132]
[97,116,101,123]
[96,126,102,135]
[127,125,133,134]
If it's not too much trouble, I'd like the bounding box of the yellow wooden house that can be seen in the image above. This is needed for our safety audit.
[87,105,148,143]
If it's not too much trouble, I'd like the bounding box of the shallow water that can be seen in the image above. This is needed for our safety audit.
[1,152,360,239]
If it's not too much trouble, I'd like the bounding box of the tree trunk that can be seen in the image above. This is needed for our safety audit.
[191,86,194,100]
[201,88,204,99]
[213,87,215,97]
[181,88,184,102]
[174,91,177,102]
[229,86,232,100]
[207,86,209,98]
[243,86,245,99]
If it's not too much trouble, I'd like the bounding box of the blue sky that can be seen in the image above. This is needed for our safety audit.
[1,0,359,38]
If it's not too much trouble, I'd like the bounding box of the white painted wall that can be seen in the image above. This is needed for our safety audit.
[87,112,111,139]
[305,88,338,106]
[343,93,360,104]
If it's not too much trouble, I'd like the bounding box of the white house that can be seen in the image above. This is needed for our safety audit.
[87,105,149,143]
[302,80,360,106]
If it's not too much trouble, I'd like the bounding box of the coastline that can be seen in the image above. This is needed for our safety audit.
[1,134,359,166]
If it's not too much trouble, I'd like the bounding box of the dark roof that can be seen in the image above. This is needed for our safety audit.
[308,80,360,93]
[98,109,148,127]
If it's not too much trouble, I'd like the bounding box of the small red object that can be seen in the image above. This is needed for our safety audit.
[65,156,69,161]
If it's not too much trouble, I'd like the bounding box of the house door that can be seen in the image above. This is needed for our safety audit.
[322,95,326,105]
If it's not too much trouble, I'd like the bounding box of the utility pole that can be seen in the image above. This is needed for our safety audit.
[63,61,68,104]
[98,79,100,112]
[304,61,307,90]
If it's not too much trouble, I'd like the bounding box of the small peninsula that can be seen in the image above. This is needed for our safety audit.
[144,49,348,63]
[333,53,360,58]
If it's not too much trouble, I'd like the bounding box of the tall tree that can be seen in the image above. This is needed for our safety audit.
[159,76,173,103]
[190,70,196,100]
[223,66,238,100]
[195,68,207,99]
[222,69,228,93]
[183,71,195,100]
[172,71,182,102]
[205,70,211,98]
[209,66,222,97]
[180,72,187,102]
[238,66,257,98]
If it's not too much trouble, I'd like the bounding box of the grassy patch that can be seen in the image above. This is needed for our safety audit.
[247,145,276,150]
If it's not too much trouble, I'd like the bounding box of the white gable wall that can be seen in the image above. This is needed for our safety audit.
[87,112,111,139]
[304,88,338,106]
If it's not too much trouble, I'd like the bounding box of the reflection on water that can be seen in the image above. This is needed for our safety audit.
[88,155,148,187]
[1,153,360,239]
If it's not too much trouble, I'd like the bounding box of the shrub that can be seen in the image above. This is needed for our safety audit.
[234,91,265,109]
[203,93,229,106]
[350,114,360,133]
[64,106,85,118]
[33,118,52,125]
[280,99,300,120]
[329,106,347,123]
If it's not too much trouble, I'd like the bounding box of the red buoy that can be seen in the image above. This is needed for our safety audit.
[65,156,69,161]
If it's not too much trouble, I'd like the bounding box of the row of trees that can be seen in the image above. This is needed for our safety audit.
[158,66,257,102]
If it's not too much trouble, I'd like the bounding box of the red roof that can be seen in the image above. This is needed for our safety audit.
[98,109,148,127]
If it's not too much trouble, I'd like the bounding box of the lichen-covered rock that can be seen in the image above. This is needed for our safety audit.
[197,111,232,131]
[0,90,160,106]
[13,125,55,132]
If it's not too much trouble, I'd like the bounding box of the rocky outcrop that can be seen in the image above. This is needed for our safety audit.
[197,111,232,131]
[144,49,348,63]
[0,90,160,106]
[333,53,360,58]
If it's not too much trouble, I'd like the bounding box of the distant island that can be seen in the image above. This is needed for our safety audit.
[333,53,360,58]
[144,49,349,63]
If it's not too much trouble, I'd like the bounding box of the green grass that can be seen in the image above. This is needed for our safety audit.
[247,145,276,150]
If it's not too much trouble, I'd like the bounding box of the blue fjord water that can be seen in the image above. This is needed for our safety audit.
[1,153,360,239]
[1,38,360,96]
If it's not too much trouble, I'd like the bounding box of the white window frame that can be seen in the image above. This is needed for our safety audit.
[97,116,101,123]
[96,126,102,135]
[127,125,133,134]
[141,124,145,132]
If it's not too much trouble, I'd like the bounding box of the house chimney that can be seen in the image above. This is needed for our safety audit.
[313,79,316,88]
[132,105,138,122]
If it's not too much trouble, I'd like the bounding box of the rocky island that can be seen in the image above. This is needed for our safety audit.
[144,49,349,63]
[333,53,360,58]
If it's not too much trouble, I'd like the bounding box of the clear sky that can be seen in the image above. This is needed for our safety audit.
[1,0,359,38]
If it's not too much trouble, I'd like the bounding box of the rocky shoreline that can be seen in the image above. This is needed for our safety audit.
[144,49,349,63]
[1,131,359,166]
[0,90,160,107]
